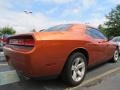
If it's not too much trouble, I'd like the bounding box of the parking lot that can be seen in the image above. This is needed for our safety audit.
[0,52,120,90]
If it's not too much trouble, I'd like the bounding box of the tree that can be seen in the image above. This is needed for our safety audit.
[98,25,106,35]
[99,5,120,38]
[0,26,16,35]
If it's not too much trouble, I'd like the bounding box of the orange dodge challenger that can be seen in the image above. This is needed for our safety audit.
[3,24,119,86]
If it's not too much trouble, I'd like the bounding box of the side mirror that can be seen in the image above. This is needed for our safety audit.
[107,38,110,41]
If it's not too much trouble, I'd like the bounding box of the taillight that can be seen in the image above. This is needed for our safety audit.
[24,39,35,46]
[9,39,35,46]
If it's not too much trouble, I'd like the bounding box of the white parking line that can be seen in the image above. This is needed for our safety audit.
[0,70,20,86]
[0,64,119,87]
[0,63,8,66]
[68,67,120,90]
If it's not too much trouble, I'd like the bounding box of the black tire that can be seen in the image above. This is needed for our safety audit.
[111,49,119,63]
[16,71,29,81]
[61,52,87,86]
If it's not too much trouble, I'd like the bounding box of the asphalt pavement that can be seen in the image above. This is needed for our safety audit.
[0,55,120,90]
[72,69,120,90]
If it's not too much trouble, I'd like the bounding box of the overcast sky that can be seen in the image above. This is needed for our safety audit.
[0,0,120,33]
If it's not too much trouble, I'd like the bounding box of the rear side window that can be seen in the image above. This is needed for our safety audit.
[86,27,107,40]
[42,24,72,32]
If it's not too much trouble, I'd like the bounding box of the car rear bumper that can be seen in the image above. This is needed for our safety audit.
[3,46,35,77]
[3,46,50,78]
[3,45,61,78]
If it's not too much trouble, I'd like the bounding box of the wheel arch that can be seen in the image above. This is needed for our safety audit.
[67,48,89,64]
[61,48,89,72]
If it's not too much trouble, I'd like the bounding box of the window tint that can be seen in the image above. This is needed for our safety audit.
[86,28,107,40]
[112,37,120,42]
[112,38,117,42]
[118,37,120,42]
[42,24,72,32]
[116,37,120,42]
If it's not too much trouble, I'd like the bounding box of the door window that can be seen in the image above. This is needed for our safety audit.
[86,28,107,40]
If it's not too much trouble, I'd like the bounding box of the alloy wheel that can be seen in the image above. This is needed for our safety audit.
[71,57,85,82]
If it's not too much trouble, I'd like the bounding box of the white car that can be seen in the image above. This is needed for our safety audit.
[111,36,120,53]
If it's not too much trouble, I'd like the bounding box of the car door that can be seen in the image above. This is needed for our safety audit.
[116,37,120,46]
[116,37,120,52]
[86,28,109,63]
[118,38,120,51]
[112,37,120,51]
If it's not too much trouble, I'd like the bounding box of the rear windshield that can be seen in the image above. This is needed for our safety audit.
[41,24,72,32]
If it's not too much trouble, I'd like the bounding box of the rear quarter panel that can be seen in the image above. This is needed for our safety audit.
[30,31,94,76]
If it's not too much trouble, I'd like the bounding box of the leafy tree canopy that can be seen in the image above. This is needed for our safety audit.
[99,5,120,38]
[0,26,16,35]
